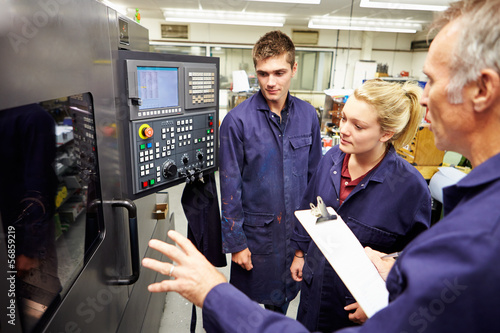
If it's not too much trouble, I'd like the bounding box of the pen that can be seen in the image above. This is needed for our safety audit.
[381,251,402,259]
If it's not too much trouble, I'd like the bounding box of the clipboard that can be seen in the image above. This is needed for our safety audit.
[295,206,389,317]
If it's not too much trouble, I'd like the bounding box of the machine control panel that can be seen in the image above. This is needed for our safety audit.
[120,50,219,198]
[132,112,216,194]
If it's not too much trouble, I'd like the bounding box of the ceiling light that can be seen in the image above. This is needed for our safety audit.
[163,9,286,27]
[360,0,448,11]
[245,0,321,4]
[308,17,423,33]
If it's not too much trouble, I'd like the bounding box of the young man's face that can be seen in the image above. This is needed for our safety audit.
[255,53,297,109]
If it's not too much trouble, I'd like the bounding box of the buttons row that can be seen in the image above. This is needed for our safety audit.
[189,72,215,77]
[140,149,154,156]
[194,135,214,145]
[162,132,176,140]
[138,108,181,117]
[190,81,214,87]
[177,125,193,133]
[179,134,192,141]
[191,95,215,104]
[139,162,155,177]
[141,178,156,189]
[177,119,193,126]
[189,88,215,93]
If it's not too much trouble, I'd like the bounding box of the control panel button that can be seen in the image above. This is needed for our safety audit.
[138,123,154,139]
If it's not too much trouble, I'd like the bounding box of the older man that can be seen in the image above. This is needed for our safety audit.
[143,0,500,331]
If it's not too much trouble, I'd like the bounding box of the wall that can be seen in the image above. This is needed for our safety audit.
[139,18,428,108]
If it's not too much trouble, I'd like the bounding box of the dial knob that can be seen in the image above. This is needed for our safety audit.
[162,160,177,178]
[182,155,189,165]
[197,151,204,161]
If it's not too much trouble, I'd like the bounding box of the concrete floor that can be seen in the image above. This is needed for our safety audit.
[157,172,300,332]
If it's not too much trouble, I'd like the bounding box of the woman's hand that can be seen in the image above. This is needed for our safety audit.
[344,302,368,325]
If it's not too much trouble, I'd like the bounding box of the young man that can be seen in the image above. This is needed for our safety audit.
[143,0,500,331]
[218,30,322,313]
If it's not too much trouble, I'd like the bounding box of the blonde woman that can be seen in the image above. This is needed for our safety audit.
[290,79,432,332]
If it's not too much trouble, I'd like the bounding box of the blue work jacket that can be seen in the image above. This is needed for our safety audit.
[291,145,431,330]
[219,90,322,306]
[202,153,500,333]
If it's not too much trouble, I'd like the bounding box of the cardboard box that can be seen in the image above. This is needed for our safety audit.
[153,203,168,219]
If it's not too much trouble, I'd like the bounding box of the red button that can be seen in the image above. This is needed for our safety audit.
[209,121,213,126]
[143,126,154,138]
[210,128,214,133]
[142,181,148,188]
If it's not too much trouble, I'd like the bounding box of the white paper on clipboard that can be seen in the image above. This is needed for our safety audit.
[295,207,389,317]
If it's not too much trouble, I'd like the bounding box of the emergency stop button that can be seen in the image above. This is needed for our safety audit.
[138,124,154,139]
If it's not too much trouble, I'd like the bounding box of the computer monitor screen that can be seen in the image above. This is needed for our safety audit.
[137,66,179,110]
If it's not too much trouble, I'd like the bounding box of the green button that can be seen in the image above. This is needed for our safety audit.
[206,129,210,134]
[140,144,146,150]
[150,179,155,185]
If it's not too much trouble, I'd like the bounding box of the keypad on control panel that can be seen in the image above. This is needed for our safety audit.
[134,113,216,192]
[188,71,216,105]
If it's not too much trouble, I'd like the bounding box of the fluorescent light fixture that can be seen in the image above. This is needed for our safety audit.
[308,16,423,33]
[163,9,286,27]
[246,0,321,4]
[360,0,448,11]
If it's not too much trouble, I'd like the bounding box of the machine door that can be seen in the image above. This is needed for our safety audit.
[0,94,138,332]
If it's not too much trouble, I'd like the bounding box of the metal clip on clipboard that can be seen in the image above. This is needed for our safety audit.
[310,196,337,223]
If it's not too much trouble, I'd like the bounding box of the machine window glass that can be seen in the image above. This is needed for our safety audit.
[0,93,103,331]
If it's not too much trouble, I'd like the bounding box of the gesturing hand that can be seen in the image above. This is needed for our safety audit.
[142,230,227,308]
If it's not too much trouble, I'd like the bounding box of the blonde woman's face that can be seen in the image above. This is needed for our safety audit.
[339,96,391,155]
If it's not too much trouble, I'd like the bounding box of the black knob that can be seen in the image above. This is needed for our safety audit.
[182,155,189,164]
[162,160,177,178]
[197,151,204,161]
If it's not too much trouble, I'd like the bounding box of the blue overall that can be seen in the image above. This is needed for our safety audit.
[291,145,431,331]
[219,90,322,307]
